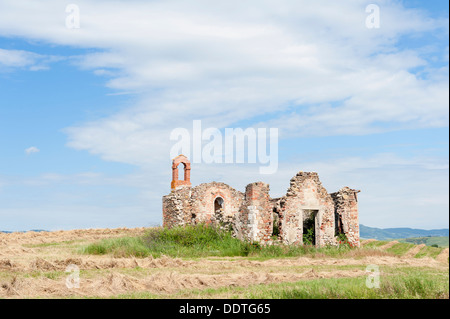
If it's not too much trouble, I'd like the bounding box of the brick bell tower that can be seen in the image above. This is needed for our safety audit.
[171,154,192,190]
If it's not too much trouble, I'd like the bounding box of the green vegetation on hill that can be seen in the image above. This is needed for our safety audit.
[396,236,449,248]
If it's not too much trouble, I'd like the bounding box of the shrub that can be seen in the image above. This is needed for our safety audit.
[142,224,258,257]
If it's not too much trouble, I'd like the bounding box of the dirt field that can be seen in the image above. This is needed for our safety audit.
[0,228,448,299]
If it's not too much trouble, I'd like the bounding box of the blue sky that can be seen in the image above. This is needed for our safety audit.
[0,0,448,231]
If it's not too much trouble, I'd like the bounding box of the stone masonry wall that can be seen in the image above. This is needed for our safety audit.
[162,163,360,249]
[189,182,244,226]
[277,172,336,247]
[162,187,192,228]
[331,187,361,247]
[237,182,273,244]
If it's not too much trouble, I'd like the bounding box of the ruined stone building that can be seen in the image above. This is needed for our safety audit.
[162,155,361,247]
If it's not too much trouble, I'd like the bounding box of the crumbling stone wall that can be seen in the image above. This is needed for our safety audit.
[162,182,244,229]
[162,156,360,248]
[276,172,335,247]
[331,187,361,247]
[189,182,244,227]
[236,182,273,243]
[162,187,192,228]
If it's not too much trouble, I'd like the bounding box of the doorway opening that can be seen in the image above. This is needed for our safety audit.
[272,207,280,239]
[303,210,318,246]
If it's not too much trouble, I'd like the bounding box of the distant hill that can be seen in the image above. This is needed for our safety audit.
[360,224,449,240]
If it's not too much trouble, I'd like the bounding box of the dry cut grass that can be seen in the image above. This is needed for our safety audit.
[0,228,448,299]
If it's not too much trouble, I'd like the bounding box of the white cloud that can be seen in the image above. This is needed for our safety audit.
[29,0,441,166]
[0,48,38,67]
[0,48,61,71]
[25,146,40,155]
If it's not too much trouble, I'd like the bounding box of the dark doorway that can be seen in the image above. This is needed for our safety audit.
[335,212,344,237]
[303,210,318,246]
[272,207,280,238]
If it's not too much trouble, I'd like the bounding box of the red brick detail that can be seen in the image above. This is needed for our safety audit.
[171,154,191,190]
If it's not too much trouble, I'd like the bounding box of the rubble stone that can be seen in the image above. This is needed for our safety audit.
[162,156,360,247]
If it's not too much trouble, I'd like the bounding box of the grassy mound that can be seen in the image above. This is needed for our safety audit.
[80,224,360,259]
[82,225,447,260]
[81,224,256,258]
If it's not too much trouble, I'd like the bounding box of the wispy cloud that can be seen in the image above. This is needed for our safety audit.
[25,146,40,155]
[42,0,446,167]
[0,48,61,72]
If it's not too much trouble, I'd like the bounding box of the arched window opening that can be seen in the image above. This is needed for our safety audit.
[214,197,224,215]
[171,154,191,189]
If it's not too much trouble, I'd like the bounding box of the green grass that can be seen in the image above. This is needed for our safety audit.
[80,236,152,258]
[386,242,415,256]
[414,245,444,259]
[397,236,449,248]
[79,225,254,258]
[222,267,447,299]
[363,240,390,248]
[255,272,448,299]
[80,224,366,259]
[79,225,446,261]
[142,224,255,257]
[106,267,449,299]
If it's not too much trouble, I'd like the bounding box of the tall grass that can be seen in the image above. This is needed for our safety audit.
[80,237,151,258]
[81,224,445,260]
[109,268,449,299]
[141,224,254,258]
[81,224,256,258]
[80,224,372,259]
[247,271,449,299]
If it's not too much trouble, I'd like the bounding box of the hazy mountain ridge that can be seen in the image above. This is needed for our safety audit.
[360,224,449,240]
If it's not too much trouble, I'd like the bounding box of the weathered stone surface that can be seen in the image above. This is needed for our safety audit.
[330,187,361,247]
[163,157,360,248]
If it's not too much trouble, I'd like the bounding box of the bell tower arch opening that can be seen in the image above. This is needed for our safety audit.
[171,154,192,190]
